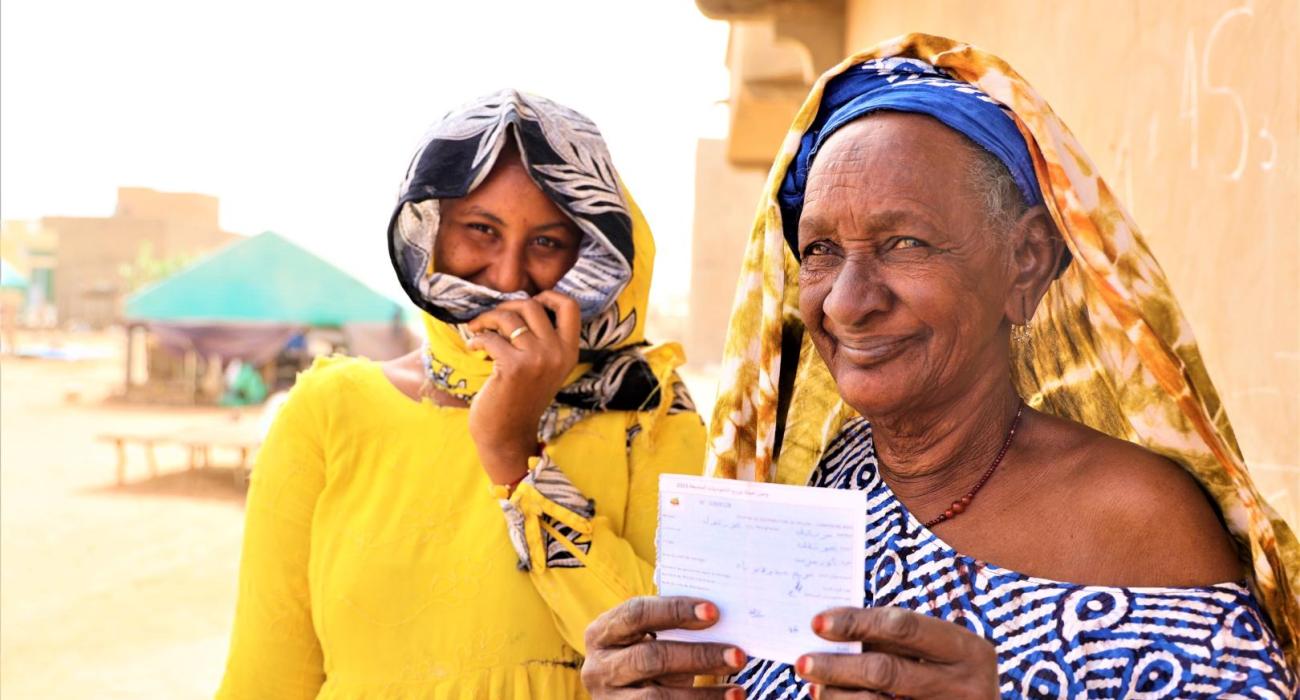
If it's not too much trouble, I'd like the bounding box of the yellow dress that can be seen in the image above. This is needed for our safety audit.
[216,348,705,699]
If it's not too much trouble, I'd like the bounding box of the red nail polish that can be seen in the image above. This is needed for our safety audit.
[810,683,822,700]
[724,647,746,668]
[695,602,719,622]
[811,614,828,634]
[725,688,745,700]
[795,655,812,676]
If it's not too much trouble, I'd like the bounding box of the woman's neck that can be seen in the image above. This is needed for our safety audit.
[866,372,1023,514]
[382,350,470,407]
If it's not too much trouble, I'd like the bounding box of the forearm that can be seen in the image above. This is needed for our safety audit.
[497,452,657,653]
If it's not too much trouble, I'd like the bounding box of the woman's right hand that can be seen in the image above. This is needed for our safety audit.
[464,292,581,485]
[583,596,748,699]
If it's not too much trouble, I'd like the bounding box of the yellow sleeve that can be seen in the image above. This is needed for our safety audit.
[504,407,706,655]
[216,373,326,699]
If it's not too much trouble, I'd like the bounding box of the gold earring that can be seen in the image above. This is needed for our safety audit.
[1012,298,1033,345]
[1012,323,1032,344]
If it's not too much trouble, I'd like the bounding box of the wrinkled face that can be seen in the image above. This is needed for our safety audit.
[797,113,1016,418]
[434,147,581,294]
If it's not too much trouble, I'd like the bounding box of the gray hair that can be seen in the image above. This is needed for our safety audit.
[965,144,1071,275]
[966,144,1029,238]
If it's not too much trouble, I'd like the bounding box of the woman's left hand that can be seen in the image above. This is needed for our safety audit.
[795,606,998,699]
[465,291,581,485]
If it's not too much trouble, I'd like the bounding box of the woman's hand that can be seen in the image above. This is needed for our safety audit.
[794,607,997,699]
[583,596,749,699]
[465,291,580,485]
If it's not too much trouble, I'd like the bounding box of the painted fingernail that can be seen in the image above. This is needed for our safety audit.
[725,688,745,700]
[724,647,747,668]
[809,683,822,700]
[795,655,813,676]
[811,614,830,634]
[695,602,719,622]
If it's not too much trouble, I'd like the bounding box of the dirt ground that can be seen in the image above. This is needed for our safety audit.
[1,330,254,699]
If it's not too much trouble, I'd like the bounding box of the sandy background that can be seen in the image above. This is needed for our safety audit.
[1,331,249,699]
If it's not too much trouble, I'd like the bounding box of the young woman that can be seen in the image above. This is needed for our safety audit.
[217,90,705,699]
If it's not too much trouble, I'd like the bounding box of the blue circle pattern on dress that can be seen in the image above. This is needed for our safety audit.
[732,418,1297,699]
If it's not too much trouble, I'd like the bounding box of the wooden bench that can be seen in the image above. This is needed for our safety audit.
[98,432,162,485]
[100,422,262,487]
[167,423,262,487]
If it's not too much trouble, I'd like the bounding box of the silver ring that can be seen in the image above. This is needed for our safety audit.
[508,326,532,341]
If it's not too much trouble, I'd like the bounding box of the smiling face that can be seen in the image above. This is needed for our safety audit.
[796,112,1027,418]
[434,142,581,294]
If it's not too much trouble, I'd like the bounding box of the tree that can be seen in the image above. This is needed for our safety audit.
[118,242,195,292]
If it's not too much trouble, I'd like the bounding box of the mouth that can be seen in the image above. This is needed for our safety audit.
[831,334,918,367]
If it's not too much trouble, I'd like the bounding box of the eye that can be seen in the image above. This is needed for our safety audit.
[531,236,565,250]
[889,236,927,250]
[801,240,838,258]
[466,222,497,236]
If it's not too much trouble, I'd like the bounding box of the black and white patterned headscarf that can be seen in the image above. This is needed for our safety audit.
[387,90,686,436]
[389,89,634,324]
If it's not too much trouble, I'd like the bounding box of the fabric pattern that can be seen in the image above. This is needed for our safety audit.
[735,419,1297,698]
[498,369,697,573]
[500,452,596,571]
[390,88,666,443]
[704,33,1300,666]
[390,89,633,323]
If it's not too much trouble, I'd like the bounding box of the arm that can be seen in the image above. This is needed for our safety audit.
[504,406,706,654]
[461,293,706,652]
[216,374,326,699]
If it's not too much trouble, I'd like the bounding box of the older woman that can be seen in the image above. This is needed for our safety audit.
[581,36,1298,698]
[217,90,704,698]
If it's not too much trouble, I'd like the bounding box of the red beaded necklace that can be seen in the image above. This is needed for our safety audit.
[922,401,1025,529]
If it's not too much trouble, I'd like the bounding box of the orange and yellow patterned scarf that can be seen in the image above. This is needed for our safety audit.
[705,32,1300,667]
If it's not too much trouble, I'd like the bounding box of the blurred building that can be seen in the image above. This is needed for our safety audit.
[688,139,766,362]
[2,187,240,328]
[0,220,57,324]
[691,0,1298,521]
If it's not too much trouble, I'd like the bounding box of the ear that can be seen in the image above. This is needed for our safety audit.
[1003,205,1065,324]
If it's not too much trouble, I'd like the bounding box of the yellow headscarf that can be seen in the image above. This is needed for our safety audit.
[706,33,1300,666]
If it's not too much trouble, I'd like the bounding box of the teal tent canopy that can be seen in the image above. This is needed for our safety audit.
[0,258,28,290]
[125,231,402,325]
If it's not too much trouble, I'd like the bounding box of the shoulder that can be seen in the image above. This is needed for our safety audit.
[277,354,394,423]
[1046,415,1243,586]
[290,354,379,399]
[826,417,873,452]
[261,354,411,464]
[637,342,702,420]
[622,345,704,455]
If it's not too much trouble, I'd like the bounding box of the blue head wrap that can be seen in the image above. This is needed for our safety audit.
[779,57,1043,253]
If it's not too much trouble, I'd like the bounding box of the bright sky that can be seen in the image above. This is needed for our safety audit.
[0,1,731,306]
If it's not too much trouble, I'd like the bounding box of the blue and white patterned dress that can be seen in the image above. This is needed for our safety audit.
[735,419,1297,699]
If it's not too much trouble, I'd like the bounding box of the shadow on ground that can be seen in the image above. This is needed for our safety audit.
[84,467,248,505]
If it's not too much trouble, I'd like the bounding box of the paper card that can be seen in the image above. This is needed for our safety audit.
[654,474,866,666]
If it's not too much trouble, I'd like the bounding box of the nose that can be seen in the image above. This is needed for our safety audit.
[484,247,529,294]
[822,256,891,330]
